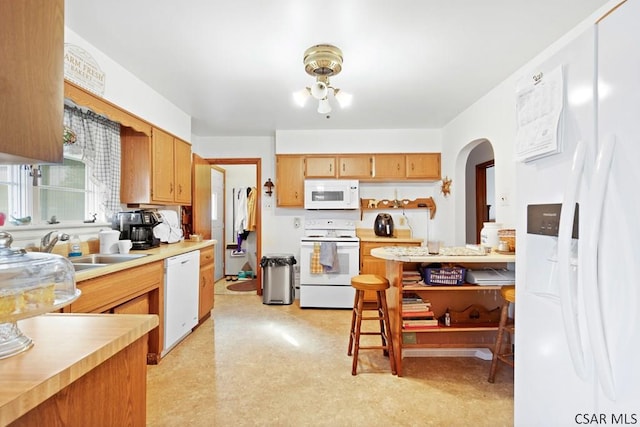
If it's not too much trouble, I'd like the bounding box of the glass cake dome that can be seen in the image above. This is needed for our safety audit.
[0,231,80,359]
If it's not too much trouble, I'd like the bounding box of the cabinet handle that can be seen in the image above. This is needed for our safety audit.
[411,163,415,171]
[329,164,332,172]
[170,183,174,194]
[397,163,400,171]
[342,163,345,172]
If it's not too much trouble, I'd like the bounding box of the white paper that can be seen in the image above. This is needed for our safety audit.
[515,66,564,162]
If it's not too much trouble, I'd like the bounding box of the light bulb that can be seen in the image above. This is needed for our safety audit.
[293,88,310,107]
[310,81,328,100]
[317,98,332,114]
[334,89,353,108]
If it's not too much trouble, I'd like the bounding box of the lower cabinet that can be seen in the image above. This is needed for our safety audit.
[198,246,215,321]
[360,240,422,300]
[66,261,163,363]
[113,294,150,314]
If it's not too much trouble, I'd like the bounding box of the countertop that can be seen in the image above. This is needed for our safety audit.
[0,313,158,425]
[356,228,423,244]
[370,246,516,263]
[73,239,216,282]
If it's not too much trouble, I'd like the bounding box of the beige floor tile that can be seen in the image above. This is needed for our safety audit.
[147,294,514,426]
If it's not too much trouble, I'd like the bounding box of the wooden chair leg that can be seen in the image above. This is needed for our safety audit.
[347,290,359,356]
[351,290,365,375]
[488,302,509,383]
[380,294,397,375]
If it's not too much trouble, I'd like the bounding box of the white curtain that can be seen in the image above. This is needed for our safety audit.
[63,106,121,219]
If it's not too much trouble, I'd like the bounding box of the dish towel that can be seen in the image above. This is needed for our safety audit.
[319,242,339,273]
[310,242,323,274]
[153,210,183,243]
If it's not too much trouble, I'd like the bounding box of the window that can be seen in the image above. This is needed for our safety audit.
[0,159,101,225]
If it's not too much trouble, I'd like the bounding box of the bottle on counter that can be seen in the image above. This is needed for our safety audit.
[68,234,82,257]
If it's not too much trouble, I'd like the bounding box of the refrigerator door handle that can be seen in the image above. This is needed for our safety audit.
[582,135,617,400]
[558,140,588,379]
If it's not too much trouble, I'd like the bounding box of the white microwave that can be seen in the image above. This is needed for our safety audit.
[304,179,360,210]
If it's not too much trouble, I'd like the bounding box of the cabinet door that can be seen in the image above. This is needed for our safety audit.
[152,128,175,203]
[199,263,215,320]
[276,155,305,207]
[174,138,192,205]
[338,155,372,178]
[113,294,150,314]
[0,0,63,164]
[406,153,441,180]
[305,156,336,177]
[120,128,152,204]
[374,154,406,179]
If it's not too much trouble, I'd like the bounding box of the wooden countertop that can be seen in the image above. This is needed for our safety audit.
[0,313,158,425]
[370,246,516,263]
[74,239,216,282]
[356,228,423,244]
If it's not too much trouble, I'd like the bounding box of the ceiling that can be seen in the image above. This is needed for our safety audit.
[65,0,609,137]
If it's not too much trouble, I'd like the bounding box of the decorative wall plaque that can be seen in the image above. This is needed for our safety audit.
[64,44,106,96]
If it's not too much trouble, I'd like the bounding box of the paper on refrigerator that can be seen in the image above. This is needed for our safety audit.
[515,65,564,162]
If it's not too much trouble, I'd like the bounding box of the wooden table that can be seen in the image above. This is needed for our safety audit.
[371,246,515,376]
[0,313,158,426]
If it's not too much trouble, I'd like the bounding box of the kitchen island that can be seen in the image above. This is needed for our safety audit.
[371,246,515,376]
[0,313,158,426]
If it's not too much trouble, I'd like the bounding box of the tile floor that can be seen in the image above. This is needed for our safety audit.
[146,291,514,426]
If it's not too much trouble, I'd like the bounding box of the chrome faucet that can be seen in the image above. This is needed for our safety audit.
[41,231,70,253]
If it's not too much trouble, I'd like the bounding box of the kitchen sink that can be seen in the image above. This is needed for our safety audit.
[72,263,108,271]
[69,253,149,264]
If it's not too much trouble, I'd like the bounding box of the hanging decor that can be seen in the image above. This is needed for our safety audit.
[441,176,452,197]
[63,126,77,146]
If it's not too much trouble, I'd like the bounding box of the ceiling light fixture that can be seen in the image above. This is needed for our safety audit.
[293,44,352,114]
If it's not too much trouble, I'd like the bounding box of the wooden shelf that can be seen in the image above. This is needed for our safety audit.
[403,284,505,291]
[402,324,499,333]
[360,197,436,219]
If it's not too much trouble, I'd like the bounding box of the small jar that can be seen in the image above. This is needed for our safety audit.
[444,312,451,327]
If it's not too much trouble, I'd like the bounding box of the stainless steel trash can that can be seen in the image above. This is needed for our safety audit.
[260,254,296,305]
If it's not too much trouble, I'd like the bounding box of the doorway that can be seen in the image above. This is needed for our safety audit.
[208,158,262,296]
[464,140,495,244]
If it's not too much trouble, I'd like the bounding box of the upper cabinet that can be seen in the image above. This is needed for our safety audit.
[276,155,305,207]
[373,154,406,179]
[338,155,372,179]
[275,152,441,207]
[0,0,64,164]
[406,153,441,180]
[305,156,336,178]
[121,127,192,206]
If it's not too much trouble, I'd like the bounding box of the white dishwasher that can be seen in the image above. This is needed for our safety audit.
[163,250,200,356]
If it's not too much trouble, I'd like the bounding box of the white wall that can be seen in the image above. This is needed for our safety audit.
[64,28,191,141]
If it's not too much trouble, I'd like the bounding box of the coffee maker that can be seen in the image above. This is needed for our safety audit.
[112,210,161,250]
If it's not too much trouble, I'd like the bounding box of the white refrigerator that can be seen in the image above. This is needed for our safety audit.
[515,0,640,425]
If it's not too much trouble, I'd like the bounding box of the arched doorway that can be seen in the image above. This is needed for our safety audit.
[464,140,495,244]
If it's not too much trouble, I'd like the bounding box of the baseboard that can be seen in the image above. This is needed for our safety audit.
[402,347,493,360]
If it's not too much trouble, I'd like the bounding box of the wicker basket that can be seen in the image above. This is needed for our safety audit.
[498,229,516,252]
[420,266,466,286]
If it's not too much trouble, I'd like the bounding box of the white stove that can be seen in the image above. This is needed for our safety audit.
[299,218,360,308]
[301,219,359,242]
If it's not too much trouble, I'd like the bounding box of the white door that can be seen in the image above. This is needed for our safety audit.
[211,166,225,281]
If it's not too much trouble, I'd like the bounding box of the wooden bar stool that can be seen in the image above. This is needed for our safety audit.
[488,285,515,383]
[347,274,397,376]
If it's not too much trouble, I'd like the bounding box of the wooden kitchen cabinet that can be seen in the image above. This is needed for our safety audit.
[276,155,305,207]
[405,153,441,180]
[0,0,64,164]
[152,128,192,205]
[198,246,215,321]
[66,261,164,363]
[305,156,336,177]
[373,154,406,179]
[112,293,150,315]
[360,240,421,301]
[338,155,372,178]
[120,127,192,205]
